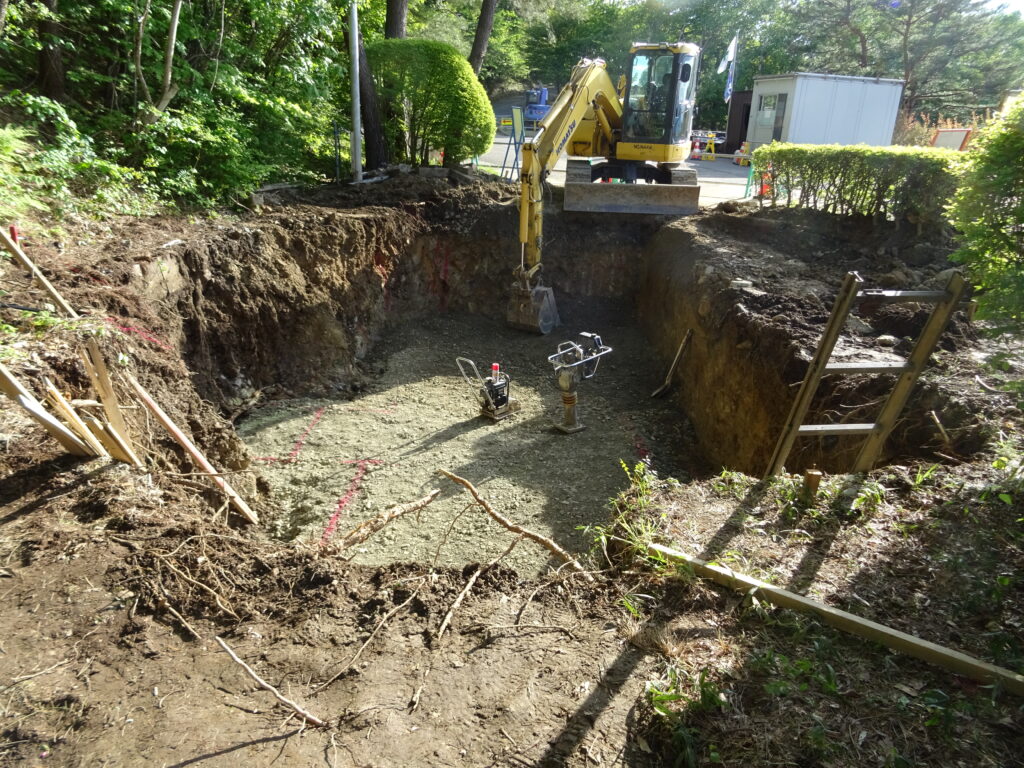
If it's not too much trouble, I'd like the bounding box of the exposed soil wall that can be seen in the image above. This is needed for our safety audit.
[105,175,990,478]
[126,181,659,413]
[639,210,990,474]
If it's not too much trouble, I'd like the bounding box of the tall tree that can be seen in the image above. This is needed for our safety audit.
[38,0,65,101]
[794,0,1024,117]
[467,0,497,74]
[344,23,389,170]
[385,0,407,38]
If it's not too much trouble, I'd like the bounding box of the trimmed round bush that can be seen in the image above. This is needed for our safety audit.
[367,39,495,166]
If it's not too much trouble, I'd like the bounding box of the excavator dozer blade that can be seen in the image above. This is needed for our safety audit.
[507,284,560,335]
[563,182,700,216]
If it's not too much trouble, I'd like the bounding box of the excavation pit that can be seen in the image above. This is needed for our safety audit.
[166,190,990,567]
[238,304,696,574]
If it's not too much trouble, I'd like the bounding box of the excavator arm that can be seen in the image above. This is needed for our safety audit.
[508,58,623,333]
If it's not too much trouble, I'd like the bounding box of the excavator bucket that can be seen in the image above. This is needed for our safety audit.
[563,181,700,215]
[507,283,560,334]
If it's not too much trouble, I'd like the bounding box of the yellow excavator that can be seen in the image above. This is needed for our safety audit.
[508,42,702,334]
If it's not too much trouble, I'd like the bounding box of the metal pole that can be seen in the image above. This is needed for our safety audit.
[348,0,362,182]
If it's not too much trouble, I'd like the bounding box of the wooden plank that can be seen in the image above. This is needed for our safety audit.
[43,378,109,458]
[765,271,864,477]
[81,341,141,466]
[857,289,949,305]
[126,374,258,525]
[854,272,968,473]
[649,542,1024,697]
[82,418,135,464]
[824,361,911,374]
[0,363,92,456]
[797,423,877,436]
[0,227,79,319]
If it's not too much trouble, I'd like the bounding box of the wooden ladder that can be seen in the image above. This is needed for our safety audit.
[765,270,968,477]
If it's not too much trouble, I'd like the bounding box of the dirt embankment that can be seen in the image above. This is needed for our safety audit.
[639,208,991,473]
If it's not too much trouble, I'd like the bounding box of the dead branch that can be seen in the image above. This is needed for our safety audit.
[156,584,202,640]
[439,469,593,581]
[215,636,327,727]
[329,489,441,552]
[311,580,425,695]
[436,535,522,641]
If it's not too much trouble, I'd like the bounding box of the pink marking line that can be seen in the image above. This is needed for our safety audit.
[286,406,326,462]
[252,406,325,464]
[105,317,173,351]
[320,459,384,544]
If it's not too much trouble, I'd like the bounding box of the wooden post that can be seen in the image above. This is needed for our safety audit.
[649,542,1024,696]
[0,227,78,318]
[82,340,140,466]
[126,374,259,525]
[0,363,92,456]
[43,378,109,458]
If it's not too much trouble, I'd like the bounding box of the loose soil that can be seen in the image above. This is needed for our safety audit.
[1,172,1022,767]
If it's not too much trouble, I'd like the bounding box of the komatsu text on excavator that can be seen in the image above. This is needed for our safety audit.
[507,42,701,334]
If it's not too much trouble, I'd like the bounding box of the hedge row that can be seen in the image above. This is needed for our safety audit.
[751,143,959,226]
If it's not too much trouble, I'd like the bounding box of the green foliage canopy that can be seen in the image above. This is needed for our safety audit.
[949,95,1024,332]
[367,38,494,166]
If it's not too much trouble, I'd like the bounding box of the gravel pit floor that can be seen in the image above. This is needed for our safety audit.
[239,302,698,575]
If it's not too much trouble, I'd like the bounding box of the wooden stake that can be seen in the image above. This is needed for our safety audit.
[929,410,953,450]
[439,469,592,581]
[648,542,1024,697]
[82,340,140,465]
[0,227,78,318]
[83,418,135,465]
[0,363,92,456]
[43,378,109,458]
[126,374,258,525]
[215,636,327,727]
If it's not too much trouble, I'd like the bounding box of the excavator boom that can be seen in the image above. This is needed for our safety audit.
[507,44,701,334]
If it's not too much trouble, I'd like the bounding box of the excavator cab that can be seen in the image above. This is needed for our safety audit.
[619,44,699,162]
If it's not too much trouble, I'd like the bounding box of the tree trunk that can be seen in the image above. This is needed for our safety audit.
[343,25,389,170]
[467,0,497,75]
[385,0,407,39]
[133,0,154,108]
[358,36,389,170]
[38,0,65,102]
[158,0,183,104]
[0,0,10,38]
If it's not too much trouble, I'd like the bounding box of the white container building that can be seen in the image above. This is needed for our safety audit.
[745,72,904,149]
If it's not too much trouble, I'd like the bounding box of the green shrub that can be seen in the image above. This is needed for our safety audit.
[752,143,958,227]
[366,39,495,166]
[0,126,46,222]
[948,94,1024,333]
[0,91,155,219]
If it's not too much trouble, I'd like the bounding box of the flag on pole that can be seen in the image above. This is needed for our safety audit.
[717,34,738,74]
[724,55,736,103]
